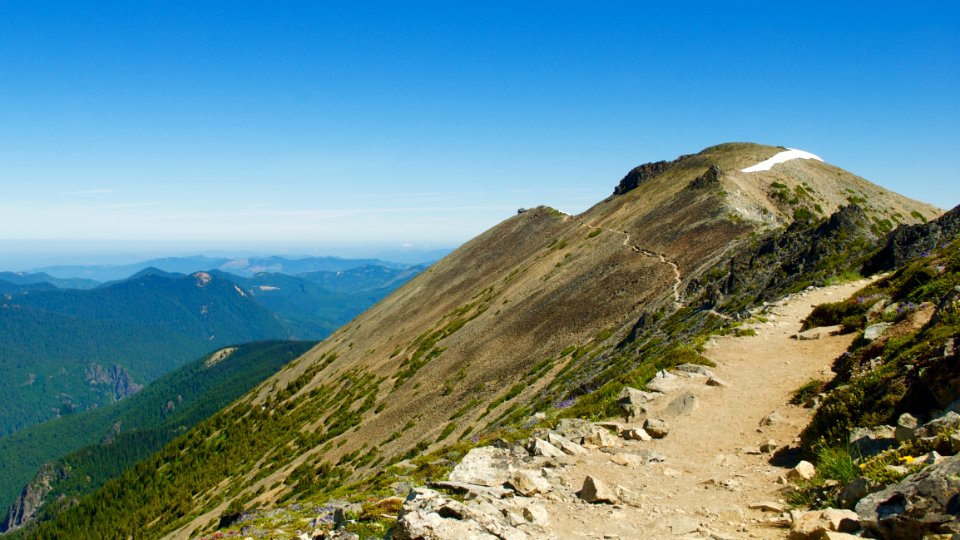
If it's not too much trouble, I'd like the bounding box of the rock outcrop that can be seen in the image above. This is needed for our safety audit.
[856,453,960,539]
[1,463,66,532]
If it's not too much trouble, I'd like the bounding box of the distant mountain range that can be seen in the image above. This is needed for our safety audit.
[0,261,424,437]
[26,253,442,283]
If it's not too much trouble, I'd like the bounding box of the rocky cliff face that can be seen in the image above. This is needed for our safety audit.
[1,463,66,532]
[84,363,143,401]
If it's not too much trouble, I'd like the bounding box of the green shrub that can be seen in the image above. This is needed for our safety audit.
[790,379,824,405]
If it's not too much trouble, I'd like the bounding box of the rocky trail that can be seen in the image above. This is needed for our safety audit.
[393,279,875,540]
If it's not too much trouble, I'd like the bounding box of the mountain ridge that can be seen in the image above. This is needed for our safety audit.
[20,142,946,539]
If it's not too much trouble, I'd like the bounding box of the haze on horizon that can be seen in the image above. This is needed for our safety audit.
[0,2,957,262]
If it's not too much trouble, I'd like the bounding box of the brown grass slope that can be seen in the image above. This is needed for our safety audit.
[168,142,939,537]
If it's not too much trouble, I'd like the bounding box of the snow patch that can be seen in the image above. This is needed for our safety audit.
[256,285,280,291]
[234,284,247,297]
[741,148,823,173]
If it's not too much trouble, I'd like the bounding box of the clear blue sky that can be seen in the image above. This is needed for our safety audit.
[1,1,957,262]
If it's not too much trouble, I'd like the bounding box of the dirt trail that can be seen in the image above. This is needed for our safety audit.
[535,279,872,539]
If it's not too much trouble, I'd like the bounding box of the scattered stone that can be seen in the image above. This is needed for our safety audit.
[787,461,816,481]
[448,447,514,487]
[545,432,587,456]
[508,469,552,496]
[610,453,644,467]
[643,418,670,438]
[393,487,515,540]
[578,475,617,504]
[749,501,785,513]
[706,376,729,388]
[615,485,643,507]
[742,446,762,455]
[894,412,919,443]
[521,504,549,526]
[621,427,652,441]
[857,454,960,539]
[662,392,698,417]
[760,440,779,454]
[659,514,700,535]
[914,450,943,465]
[529,438,565,459]
[760,412,782,426]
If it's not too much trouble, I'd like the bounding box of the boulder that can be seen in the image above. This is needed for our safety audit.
[393,487,512,540]
[644,418,670,438]
[849,425,896,458]
[618,386,658,421]
[787,461,816,481]
[553,418,594,441]
[915,411,960,439]
[662,392,698,417]
[508,469,552,497]
[578,475,617,504]
[581,428,619,449]
[760,439,779,454]
[621,427,652,441]
[674,363,714,377]
[545,432,587,456]
[789,508,860,539]
[840,477,879,507]
[856,453,960,539]
[646,369,678,393]
[448,447,513,487]
[894,412,919,443]
[863,322,892,342]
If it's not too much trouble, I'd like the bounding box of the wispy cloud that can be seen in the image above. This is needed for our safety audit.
[71,188,117,195]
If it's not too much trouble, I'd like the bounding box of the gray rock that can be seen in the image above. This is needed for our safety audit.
[849,425,897,458]
[428,481,514,500]
[643,418,670,438]
[789,508,860,539]
[674,363,714,377]
[894,412,919,443]
[761,412,782,426]
[856,453,960,539]
[840,477,879,507]
[760,439,779,454]
[578,475,617,504]
[863,322,892,341]
[786,460,816,481]
[662,392,697,418]
[581,428,619,448]
[617,387,658,421]
[916,411,960,439]
[393,487,525,540]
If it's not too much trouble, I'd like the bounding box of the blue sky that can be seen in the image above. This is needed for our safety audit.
[0,1,957,263]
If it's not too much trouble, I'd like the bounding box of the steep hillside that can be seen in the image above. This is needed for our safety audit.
[0,341,316,534]
[24,143,941,539]
[0,272,99,290]
[0,271,292,435]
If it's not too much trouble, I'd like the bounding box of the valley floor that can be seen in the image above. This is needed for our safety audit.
[530,279,872,539]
